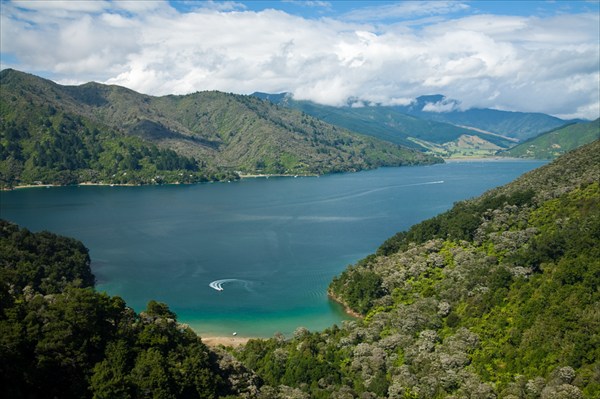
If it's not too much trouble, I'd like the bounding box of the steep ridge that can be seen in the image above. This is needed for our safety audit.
[398,94,575,141]
[252,92,514,154]
[253,92,587,158]
[500,118,600,159]
[0,69,439,187]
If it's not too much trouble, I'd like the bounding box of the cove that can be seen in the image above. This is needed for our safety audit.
[0,160,545,337]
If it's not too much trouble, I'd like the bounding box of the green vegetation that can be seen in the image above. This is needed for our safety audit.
[0,141,600,399]
[408,134,506,158]
[0,106,227,188]
[253,92,591,158]
[1,132,598,396]
[0,69,440,188]
[398,95,572,141]
[253,92,515,157]
[236,140,599,398]
[500,119,600,159]
[0,220,258,398]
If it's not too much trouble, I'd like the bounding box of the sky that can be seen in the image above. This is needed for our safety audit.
[1,0,599,119]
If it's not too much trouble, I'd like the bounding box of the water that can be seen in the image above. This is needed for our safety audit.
[0,160,545,337]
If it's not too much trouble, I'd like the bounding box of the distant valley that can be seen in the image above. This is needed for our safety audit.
[252,92,592,158]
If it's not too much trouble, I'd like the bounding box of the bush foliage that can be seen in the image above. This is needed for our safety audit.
[1,140,598,398]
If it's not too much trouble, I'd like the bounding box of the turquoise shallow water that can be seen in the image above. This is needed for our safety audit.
[0,160,545,338]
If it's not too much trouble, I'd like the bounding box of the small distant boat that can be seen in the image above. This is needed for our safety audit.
[232,332,237,336]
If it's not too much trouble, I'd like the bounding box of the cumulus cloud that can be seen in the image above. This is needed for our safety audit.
[0,0,598,119]
[422,98,460,113]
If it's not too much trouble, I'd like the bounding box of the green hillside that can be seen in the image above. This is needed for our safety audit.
[2,141,598,398]
[0,69,439,188]
[253,92,582,156]
[242,140,600,398]
[500,119,600,159]
[253,92,515,157]
[398,94,573,141]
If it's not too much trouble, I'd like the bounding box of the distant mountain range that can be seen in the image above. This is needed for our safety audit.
[395,94,579,141]
[500,118,600,159]
[252,92,582,157]
[0,69,439,188]
[2,68,594,189]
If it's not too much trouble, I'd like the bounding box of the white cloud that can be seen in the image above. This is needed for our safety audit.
[1,1,598,119]
[422,97,460,113]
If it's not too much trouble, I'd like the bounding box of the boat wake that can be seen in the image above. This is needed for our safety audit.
[316,180,446,203]
[209,278,251,292]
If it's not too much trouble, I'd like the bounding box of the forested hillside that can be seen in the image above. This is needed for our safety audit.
[0,220,258,398]
[252,92,583,158]
[0,141,600,399]
[2,141,598,398]
[253,92,515,158]
[239,140,600,398]
[0,69,439,188]
[0,71,232,187]
[500,119,600,159]
[396,95,574,141]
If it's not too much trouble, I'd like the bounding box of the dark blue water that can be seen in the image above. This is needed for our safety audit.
[0,160,545,337]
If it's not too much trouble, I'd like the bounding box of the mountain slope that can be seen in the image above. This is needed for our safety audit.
[254,92,578,149]
[237,140,600,398]
[500,118,600,159]
[253,92,515,151]
[0,69,439,188]
[399,94,574,141]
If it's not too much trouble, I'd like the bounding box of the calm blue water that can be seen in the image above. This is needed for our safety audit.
[0,160,545,337]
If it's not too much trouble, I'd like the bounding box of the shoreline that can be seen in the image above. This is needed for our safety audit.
[443,156,527,162]
[328,291,363,319]
[237,173,317,179]
[201,335,254,347]
[1,182,141,191]
[1,160,539,190]
[1,175,310,190]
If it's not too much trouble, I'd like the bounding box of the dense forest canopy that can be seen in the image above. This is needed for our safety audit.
[325,140,600,398]
[1,140,598,398]
[0,220,260,398]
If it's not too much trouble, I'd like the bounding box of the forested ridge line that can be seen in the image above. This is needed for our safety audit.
[0,68,440,189]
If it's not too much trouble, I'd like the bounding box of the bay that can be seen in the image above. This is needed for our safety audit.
[0,160,545,337]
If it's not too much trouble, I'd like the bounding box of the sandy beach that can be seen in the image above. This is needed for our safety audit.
[201,335,254,347]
